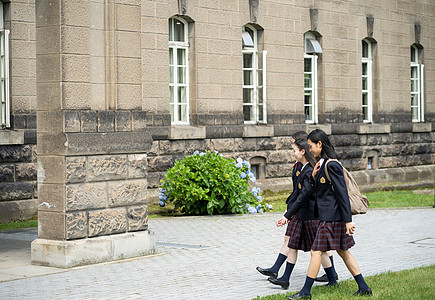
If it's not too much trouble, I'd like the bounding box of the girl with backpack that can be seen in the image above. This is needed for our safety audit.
[288,129,372,299]
[257,133,338,289]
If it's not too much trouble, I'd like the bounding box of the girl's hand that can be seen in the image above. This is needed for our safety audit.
[276,216,289,227]
[345,222,356,236]
[312,161,321,179]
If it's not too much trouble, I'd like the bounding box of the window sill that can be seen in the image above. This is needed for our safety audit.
[169,126,206,140]
[0,130,24,145]
[357,124,390,134]
[412,123,431,133]
[243,125,274,137]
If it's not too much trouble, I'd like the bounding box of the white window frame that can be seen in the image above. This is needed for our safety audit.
[304,33,319,124]
[242,25,267,124]
[0,2,10,129]
[411,45,424,123]
[169,17,189,125]
[362,39,373,123]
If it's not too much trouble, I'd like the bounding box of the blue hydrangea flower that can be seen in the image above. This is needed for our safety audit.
[250,176,256,182]
[237,157,243,164]
[258,209,264,213]
[158,200,165,207]
[193,150,200,155]
[253,192,258,197]
[257,196,262,201]
[256,204,261,210]
[235,162,243,168]
[248,206,257,214]
[266,204,273,210]
[199,152,206,156]
[240,172,246,179]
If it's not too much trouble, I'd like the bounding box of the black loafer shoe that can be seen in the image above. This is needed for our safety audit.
[353,288,373,296]
[314,272,339,282]
[267,277,289,289]
[287,291,311,299]
[256,267,278,279]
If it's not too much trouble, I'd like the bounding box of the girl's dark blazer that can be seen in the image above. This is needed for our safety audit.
[284,164,315,220]
[313,159,352,223]
[285,162,302,204]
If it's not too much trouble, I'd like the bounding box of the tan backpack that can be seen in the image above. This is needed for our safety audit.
[324,159,369,215]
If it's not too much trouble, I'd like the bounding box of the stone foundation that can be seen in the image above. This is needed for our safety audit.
[31,231,155,268]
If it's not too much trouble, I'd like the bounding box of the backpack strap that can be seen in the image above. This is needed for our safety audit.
[323,159,341,190]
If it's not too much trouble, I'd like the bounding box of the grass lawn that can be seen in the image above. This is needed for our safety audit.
[0,217,37,231]
[253,264,435,300]
[262,189,434,212]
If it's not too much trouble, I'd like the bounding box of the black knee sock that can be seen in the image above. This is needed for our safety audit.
[329,255,337,275]
[270,253,287,273]
[278,262,295,282]
[354,273,369,291]
[299,276,315,295]
[324,267,337,285]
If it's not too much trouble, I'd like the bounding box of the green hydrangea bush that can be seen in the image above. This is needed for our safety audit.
[158,151,272,215]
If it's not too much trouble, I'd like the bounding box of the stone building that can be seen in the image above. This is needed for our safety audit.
[0,0,434,265]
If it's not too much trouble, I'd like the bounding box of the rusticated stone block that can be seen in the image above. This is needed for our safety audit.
[37,211,66,240]
[0,182,33,201]
[27,114,37,129]
[88,208,127,237]
[210,138,235,152]
[159,140,186,155]
[0,165,14,182]
[64,110,81,133]
[147,172,164,188]
[127,205,148,231]
[257,138,277,151]
[66,157,86,183]
[13,114,26,129]
[87,155,128,182]
[81,111,98,133]
[147,126,169,140]
[108,179,147,207]
[115,111,131,132]
[147,156,173,172]
[235,138,257,152]
[24,130,37,144]
[206,125,243,139]
[267,150,291,164]
[128,154,147,178]
[98,111,115,132]
[15,163,37,181]
[0,145,32,163]
[66,212,88,240]
[66,182,107,211]
[184,140,206,154]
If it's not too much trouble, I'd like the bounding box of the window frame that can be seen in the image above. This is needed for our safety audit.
[169,16,189,125]
[304,32,319,124]
[410,45,424,123]
[242,25,267,124]
[0,2,10,129]
[362,39,373,123]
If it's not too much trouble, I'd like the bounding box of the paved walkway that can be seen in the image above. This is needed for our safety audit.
[0,208,434,299]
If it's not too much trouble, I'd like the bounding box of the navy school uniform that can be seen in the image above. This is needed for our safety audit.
[284,162,303,237]
[284,162,319,252]
[311,159,355,251]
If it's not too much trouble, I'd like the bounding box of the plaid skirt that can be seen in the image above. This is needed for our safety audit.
[286,216,320,252]
[311,221,355,251]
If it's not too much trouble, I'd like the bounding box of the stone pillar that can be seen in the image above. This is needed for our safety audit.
[31,0,155,268]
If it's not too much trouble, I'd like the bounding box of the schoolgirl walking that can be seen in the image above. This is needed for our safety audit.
[288,129,372,299]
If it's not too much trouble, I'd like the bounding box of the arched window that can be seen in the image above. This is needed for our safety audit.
[0,2,10,128]
[169,17,189,124]
[304,32,322,124]
[362,39,373,123]
[410,44,424,122]
[242,24,266,124]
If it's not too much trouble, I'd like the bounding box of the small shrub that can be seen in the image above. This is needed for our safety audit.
[158,151,272,215]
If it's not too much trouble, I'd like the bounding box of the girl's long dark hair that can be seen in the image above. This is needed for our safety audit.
[291,131,308,141]
[293,137,317,168]
[307,129,338,160]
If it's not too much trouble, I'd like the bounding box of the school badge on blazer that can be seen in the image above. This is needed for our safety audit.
[296,171,300,176]
[320,177,326,184]
[298,183,302,189]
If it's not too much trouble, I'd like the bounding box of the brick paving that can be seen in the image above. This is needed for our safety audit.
[0,208,434,299]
